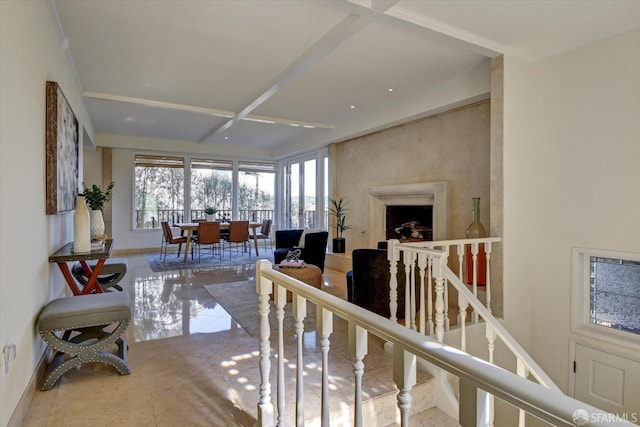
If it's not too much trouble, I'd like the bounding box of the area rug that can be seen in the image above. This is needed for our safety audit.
[204,281,316,338]
[146,251,274,273]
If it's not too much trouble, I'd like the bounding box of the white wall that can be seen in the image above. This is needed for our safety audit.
[83,147,103,189]
[502,28,640,392]
[0,2,95,425]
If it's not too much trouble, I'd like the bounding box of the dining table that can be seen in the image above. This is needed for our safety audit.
[175,222,262,262]
[49,239,113,295]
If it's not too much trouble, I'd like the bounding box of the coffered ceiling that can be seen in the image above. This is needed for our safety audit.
[51,0,640,158]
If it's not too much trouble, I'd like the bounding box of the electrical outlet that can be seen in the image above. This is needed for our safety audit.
[3,344,16,374]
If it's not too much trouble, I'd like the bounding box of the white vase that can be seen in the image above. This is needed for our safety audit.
[90,209,105,239]
[206,214,215,222]
[73,195,91,253]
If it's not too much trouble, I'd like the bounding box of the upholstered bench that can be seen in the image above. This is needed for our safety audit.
[38,292,131,391]
[71,258,128,291]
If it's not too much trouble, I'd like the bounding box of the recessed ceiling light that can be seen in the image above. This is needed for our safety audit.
[350,105,356,109]
[224,136,229,140]
[387,88,394,92]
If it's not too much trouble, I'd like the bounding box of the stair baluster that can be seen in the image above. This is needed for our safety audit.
[319,307,333,427]
[294,294,307,426]
[349,323,368,427]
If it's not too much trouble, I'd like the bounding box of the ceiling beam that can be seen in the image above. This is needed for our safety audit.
[82,92,235,118]
[82,91,335,130]
[198,12,369,143]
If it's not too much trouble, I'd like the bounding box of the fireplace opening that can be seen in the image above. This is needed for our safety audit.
[386,205,433,242]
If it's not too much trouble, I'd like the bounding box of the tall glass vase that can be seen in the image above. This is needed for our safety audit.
[73,195,91,253]
[465,197,487,285]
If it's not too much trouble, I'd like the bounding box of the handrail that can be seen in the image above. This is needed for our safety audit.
[404,236,503,248]
[442,267,560,391]
[389,239,560,391]
[256,260,631,426]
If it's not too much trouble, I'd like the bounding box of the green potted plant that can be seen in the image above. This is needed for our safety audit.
[82,181,114,239]
[328,197,351,253]
[204,206,218,222]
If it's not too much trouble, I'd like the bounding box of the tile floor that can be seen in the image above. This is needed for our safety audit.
[22,254,458,426]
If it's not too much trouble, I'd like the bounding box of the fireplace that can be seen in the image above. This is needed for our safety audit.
[386,205,433,242]
[368,182,447,246]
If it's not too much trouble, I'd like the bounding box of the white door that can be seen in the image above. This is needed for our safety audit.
[574,343,640,417]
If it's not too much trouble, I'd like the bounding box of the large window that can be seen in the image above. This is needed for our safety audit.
[190,158,233,220]
[134,154,276,229]
[135,155,184,229]
[238,161,275,222]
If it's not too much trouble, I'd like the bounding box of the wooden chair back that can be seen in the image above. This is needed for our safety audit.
[197,221,220,244]
[228,221,249,242]
[161,221,177,243]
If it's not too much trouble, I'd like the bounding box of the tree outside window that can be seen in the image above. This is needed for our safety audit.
[134,155,276,229]
[238,161,275,223]
[190,158,233,220]
[134,155,184,229]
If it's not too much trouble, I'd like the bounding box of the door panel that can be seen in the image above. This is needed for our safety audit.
[574,343,640,415]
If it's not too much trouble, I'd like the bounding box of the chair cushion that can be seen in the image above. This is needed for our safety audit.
[39,292,131,331]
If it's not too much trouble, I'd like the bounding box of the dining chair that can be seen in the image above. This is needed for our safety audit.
[190,218,206,238]
[223,220,250,259]
[193,221,221,262]
[249,219,272,252]
[160,221,188,261]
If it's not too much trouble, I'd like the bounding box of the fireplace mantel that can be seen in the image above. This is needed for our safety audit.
[368,182,448,246]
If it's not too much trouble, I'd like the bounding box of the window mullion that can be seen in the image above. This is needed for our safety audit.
[185,156,192,222]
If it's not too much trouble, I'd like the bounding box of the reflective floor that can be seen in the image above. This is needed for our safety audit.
[23,254,456,426]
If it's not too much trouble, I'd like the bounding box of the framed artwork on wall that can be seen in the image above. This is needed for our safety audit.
[45,81,79,214]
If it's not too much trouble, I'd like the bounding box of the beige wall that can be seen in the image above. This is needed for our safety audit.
[0,2,94,425]
[331,101,492,251]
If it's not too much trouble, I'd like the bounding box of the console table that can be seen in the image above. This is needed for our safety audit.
[49,239,113,295]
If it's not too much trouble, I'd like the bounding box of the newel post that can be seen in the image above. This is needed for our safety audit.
[256,260,274,426]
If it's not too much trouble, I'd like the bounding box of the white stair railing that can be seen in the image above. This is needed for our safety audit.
[388,238,502,333]
[387,238,565,427]
[387,239,558,388]
[255,259,631,427]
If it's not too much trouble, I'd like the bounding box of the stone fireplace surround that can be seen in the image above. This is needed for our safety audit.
[368,182,448,247]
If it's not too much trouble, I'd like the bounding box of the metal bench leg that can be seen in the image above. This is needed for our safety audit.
[40,320,130,391]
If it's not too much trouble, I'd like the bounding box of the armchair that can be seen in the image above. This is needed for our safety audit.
[274,229,329,272]
[347,243,419,320]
